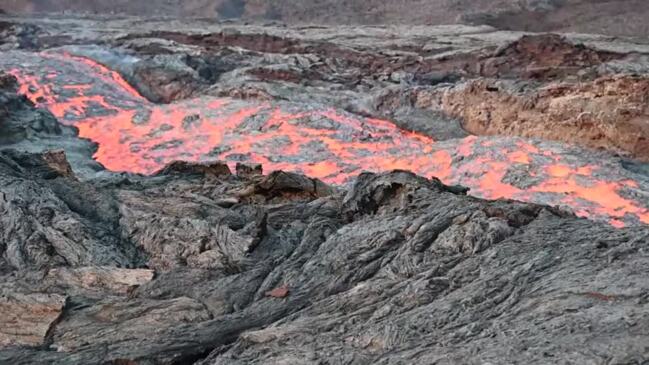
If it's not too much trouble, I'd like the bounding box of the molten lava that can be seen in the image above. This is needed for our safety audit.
[6,51,649,227]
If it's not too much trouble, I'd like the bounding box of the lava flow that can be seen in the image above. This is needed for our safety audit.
[6,51,649,227]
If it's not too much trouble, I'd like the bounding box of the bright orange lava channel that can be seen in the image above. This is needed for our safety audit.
[6,51,649,227]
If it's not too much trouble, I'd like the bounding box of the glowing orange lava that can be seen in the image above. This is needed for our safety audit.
[5,51,649,227]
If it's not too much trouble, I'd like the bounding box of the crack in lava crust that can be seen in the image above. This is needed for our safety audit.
[6,51,649,227]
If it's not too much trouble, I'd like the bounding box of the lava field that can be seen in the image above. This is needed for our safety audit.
[1,14,649,365]
[4,48,649,227]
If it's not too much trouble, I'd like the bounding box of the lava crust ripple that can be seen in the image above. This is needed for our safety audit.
[5,50,649,227]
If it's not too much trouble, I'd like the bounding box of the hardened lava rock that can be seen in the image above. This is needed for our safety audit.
[0,15,649,365]
[0,150,648,364]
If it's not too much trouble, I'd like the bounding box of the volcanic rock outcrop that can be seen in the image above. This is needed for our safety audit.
[1,149,648,364]
[438,75,649,160]
[0,70,104,176]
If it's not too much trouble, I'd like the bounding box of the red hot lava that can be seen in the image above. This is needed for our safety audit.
[6,51,649,227]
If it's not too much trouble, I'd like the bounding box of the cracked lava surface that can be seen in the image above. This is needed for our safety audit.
[5,50,649,227]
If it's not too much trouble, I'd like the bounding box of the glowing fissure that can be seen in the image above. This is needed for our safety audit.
[7,51,649,227]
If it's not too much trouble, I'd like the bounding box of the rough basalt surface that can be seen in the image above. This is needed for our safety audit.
[0,71,104,176]
[0,70,647,363]
[0,149,648,364]
[1,14,649,365]
[426,75,649,160]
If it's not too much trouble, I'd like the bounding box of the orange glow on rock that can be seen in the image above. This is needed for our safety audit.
[6,51,649,227]
[508,151,531,164]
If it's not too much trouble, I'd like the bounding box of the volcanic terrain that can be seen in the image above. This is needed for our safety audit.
[1,13,649,365]
[4,0,649,38]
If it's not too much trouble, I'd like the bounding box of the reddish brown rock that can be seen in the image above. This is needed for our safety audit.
[438,75,649,160]
[45,267,155,295]
[0,291,66,348]
[265,285,289,298]
[42,150,75,178]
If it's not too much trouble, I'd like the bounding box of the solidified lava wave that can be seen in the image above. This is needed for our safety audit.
[6,51,649,227]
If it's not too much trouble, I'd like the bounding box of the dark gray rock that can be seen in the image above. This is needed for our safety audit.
[0,150,647,364]
[0,72,104,177]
